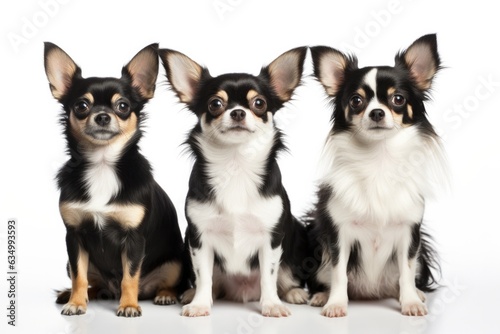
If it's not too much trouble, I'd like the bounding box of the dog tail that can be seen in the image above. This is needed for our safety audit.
[55,289,71,304]
[416,229,441,292]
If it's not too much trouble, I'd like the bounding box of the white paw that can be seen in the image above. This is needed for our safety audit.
[283,288,309,304]
[180,288,196,304]
[116,305,142,317]
[309,292,329,307]
[154,295,177,305]
[182,303,211,317]
[261,302,291,317]
[61,302,87,316]
[401,300,428,316]
[321,303,348,318]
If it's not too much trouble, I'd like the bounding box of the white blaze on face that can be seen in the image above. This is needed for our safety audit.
[355,69,395,136]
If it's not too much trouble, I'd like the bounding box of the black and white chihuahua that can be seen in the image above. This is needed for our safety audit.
[307,35,447,317]
[159,47,309,317]
[45,43,186,317]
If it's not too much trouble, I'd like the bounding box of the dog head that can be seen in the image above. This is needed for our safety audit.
[44,43,159,148]
[312,34,440,141]
[159,47,306,145]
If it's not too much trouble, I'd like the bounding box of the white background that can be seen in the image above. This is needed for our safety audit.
[1,0,499,333]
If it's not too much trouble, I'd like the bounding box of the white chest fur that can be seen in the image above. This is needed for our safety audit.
[187,132,283,275]
[83,144,122,211]
[321,127,446,226]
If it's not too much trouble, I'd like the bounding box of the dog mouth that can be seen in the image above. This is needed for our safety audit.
[85,129,119,140]
[367,123,393,131]
[222,125,252,133]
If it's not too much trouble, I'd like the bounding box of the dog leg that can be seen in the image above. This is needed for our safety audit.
[61,232,89,316]
[182,246,214,317]
[260,245,290,317]
[399,225,427,316]
[322,235,349,318]
[116,251,142,317]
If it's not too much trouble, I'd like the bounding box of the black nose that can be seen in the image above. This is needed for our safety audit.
[95,113,111,126]
[230,109,246,122]
[369,109,385,122]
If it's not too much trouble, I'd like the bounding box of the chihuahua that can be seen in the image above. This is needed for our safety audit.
[159,47,309,317]
[45,43,186,317]
[307,35,447,317]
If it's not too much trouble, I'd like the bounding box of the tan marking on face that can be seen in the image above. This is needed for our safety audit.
[215,90,228,103]
[111,93,122,105]
[115,110,138,143]
[107,203,145,229]
[81,93,94,104]
[246,89,259,101]
[111,95,138,143]
[407,104,413,120]
[391,109,404,126]
[68,248,89,307]
[355,88,367,98]
[387,87,396,96]
[69,111,90,143]
[119,252,141,310]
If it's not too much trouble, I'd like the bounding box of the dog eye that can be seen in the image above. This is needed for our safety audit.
[251,97,267,114]
[391,94,406,106]
[74,100,90,114]
[117,101,130,114]
[208,97,225,115]
[349,95,364,109]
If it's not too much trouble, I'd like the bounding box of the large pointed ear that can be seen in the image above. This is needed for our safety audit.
[311,46,357,96]
[158,49,205,104]
[44,42,80,100]
[260,47,307,102]
[395,34,440,91]
[122,43,159,100]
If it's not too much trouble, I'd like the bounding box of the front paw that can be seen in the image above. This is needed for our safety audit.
[61,302,87,316]
[182,303,211,317]
[261,301,291,317]
[321,303,347,318]
[116,304,142,317]
[401,300,428,316]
